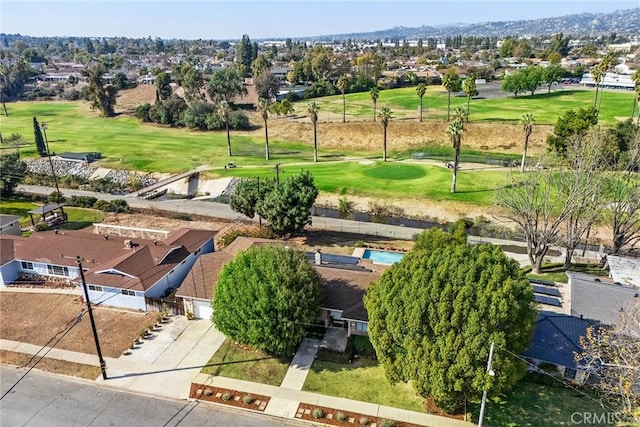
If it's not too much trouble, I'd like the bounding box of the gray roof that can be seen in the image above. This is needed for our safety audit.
[569,272,639,325]
[28,204,64,215]
[522,311,594,368]
[607,256,640,288]
[0,215,21,227]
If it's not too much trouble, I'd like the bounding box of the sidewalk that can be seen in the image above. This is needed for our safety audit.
[193,374,474,427]
[279,338,321,390]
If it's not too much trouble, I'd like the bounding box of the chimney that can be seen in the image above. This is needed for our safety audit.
[153,240,157,246]
[103,235,109,240]
[314,248,322,265]
[124,239,133,249]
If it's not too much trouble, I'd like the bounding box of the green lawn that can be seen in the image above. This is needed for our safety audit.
[524,262,609,283]
[0,102,346,172]
[303,359,425,412]
[297,86,634,126]
[473,380,611,427]
[200,337,291,386]
[0,198,104,231]
[216,161,508,205]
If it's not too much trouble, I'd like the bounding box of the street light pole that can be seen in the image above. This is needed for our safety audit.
[76,257,108,380]
[478,341,495,427]
[40,123,60,195]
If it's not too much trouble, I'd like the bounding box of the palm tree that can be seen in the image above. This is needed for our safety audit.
[591,65,604,108]
[336,76,348,123]
[218,101,232,157]
[258,98,271,161]
[462,76,478,121]
[446,108,466,193]
[307,101,320,162]
[369,87,380,122]
[592,53,614,112]
[416,83,427,122]
[520,113,535,172]
[441,69,461,122]
[378,106,392,161]
[631,70,640,121]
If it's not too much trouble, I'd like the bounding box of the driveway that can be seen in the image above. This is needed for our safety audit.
[99,316,226,399]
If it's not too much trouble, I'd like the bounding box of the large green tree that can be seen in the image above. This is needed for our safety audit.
[547,106,598,157]
[0,152,27,197]
[441,68,461,121]
[543,64,565,93]
[213,245,322,356]
[207,67,247,104]
[155,72,172,101]
[364,227,536,412]
[81,62,118,117]
[230,171,319,237]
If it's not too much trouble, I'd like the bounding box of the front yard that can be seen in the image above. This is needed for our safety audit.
[0,292,158,358]
[201,337,291,386]
[303,358,425,412]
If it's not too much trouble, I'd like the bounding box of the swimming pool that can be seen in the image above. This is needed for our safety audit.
[362,249,405,264]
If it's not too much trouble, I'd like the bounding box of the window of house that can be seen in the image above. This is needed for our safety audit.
[121,289,136,296]
[355,322,368,332]
[88,285,103,292]
[565,367,577,380]
[47,265,69,277]
[21,261,34,270]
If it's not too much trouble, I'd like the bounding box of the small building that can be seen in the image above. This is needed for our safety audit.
[28,204,67,229]
[0,215,22,236]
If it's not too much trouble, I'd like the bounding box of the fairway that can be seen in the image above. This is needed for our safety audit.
[216,161,508,204]
[296,86,634,125]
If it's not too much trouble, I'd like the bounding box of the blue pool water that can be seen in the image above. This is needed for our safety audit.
[362,249,405,264]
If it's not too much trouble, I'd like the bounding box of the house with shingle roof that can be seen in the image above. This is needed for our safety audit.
[177,236,387,337]
[0,228,215,311]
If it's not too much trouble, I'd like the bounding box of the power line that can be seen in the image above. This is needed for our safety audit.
[497,345,615,412]
[0,312,84,401]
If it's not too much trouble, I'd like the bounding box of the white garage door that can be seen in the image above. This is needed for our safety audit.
[193,300,213,320]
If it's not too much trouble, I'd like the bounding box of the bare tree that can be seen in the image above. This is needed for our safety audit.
[496,160,580,274]
[577,299,640,422]
[561,129,607,268]
[608,133,640,254]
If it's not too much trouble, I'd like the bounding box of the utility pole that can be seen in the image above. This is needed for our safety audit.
[76,257,108,380]
[478,342,495,427]
[40,123,60,196]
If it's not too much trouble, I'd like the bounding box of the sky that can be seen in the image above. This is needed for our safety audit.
[1,0,637,40]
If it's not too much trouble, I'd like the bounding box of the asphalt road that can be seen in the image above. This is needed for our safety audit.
[0,366,308,427]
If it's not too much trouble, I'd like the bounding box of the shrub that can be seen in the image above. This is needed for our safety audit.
[336,411,347,421]
[47,191,65,203]
[352,335,377,359]
[242,394,254,404]
[67,195,98,208]
[379,420,396,427]
[170,213,192,221]
[338,197,354,215]
[359,417,370,426]
[221,392,233,401]
[312,408,325,419]
[92,200,112,211]
[218,226,276,248]
[203,388,214,397]
[135,103,153,122]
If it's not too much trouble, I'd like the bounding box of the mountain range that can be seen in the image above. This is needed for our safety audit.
[301,8,640,40]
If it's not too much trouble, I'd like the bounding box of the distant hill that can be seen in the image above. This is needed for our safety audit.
[301,8,639,40]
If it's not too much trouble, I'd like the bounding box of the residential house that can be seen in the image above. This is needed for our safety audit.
[522,311,595,384]
[0,228,215,311]
[177,236,387,336]
[0,215,21,236]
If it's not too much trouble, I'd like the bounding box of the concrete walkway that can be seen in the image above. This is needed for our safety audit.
[194,374,474,427]
[279,338,321,390]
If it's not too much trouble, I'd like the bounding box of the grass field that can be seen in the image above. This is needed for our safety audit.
[0,198,105,230]
[300,86,635,125]
[201,337,291,386]
[303,359,425,412]
[473,380,609,427]
[215,161,509,204]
